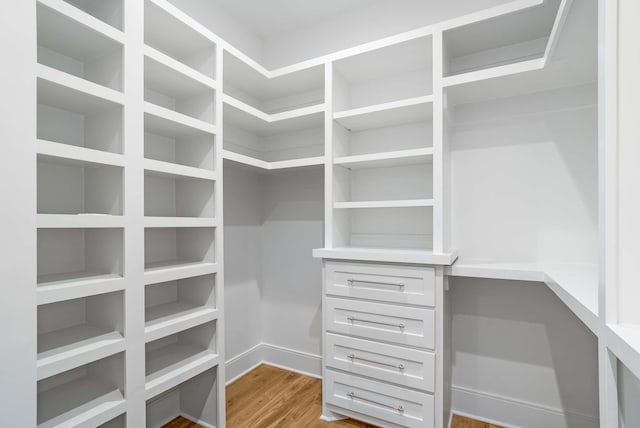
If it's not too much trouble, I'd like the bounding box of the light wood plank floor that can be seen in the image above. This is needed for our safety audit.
[163,364,502,428]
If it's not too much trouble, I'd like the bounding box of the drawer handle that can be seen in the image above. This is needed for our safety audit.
[347,315,405,330]
[347,353,405,371]
[347,391,405,413]
[347,279,405,290]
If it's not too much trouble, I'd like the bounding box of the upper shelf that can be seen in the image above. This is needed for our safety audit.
[224,50,324,114]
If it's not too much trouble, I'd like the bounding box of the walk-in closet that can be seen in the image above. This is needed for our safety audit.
[1,0,639,427]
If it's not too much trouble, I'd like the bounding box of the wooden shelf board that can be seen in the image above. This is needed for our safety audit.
[448,261,598,333]
[334,199,434,209]
[37,325,124,380]
[334,148,434,169]
[37,139,124,167]
[143,158,217,181]
[144,261,218,285]
[144,102,217,137]
[145,343,219,399]
[223,150,324,171]
[334,96,433,132]
[37,272,124,305]
[37,378,125,428]
[37,214,125,229]
[145,302,218,342]
[38,67,124,114]
[313,247,458,266]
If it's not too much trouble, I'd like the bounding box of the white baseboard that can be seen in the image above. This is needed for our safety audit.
[225,342,322,385]
[451,385,599,428]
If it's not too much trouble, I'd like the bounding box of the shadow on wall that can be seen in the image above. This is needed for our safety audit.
[450,277,599,428]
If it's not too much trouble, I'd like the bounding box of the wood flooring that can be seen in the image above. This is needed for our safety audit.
[163,364,502,428]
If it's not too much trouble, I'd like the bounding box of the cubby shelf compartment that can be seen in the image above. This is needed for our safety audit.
[334,148,434,169]
[145,0,216,77]
[38,154,123,216]
[334,199,434,209]
[37,353,125,428]
[38,228,124,293]
[37,273,125,306]
[223,51,324,114]
[38,70,124,154]
[37,1,123,91]
[145,170,215,218]
[334,96,434,132]
[333,35,433,111]
[442,0,561,77]
[144,227,216,284]
[38,291,124,380]
[144,54,216,125]
[145,323,219,399]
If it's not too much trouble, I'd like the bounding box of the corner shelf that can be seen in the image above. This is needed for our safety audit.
[223,150,324,171]
[334,96,433,132]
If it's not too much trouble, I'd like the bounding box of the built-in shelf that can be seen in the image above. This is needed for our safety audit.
[334,96,433,132]
[145,322,219,399]
[37,353,125,428]
[37,272,124,305]
[442,0,561,77]
[37,139,124,168]
[58,0,124,31]
[143,158,216,181]
[37,70,123,154]
[223,150,324,171]
[38,325,124,380]
[607,324,640,382]
[447,261,598,333]
[38,154,123,216]
[334,148,433,169]
[37,214,124,229]
[312,247,458,265]
[145,102,217,137]
[145,45,216,91]
[223,50,324,114]
[334,199,434,209]
[145,303,218,342]
[144,0,216,77]
[37,0,124,90]
[144,217,217,228]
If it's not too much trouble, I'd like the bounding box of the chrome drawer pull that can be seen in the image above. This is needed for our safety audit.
[347,315,405,330]
[347,353,405,370]
[347,391,405,413]
[347,279,405,290]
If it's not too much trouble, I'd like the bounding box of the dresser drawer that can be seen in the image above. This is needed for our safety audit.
[325,297,435,349]
[325,369,434,428]
[325,333,435,392]
[326,262,435,307]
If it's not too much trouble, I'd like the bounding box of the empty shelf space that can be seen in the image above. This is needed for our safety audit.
[144,0,216,77]
[334,199,434,209]
[145,273,216,341]
[223,50,324,113]
[38,154,123,216]
[144,55,216,125]
[37,76,123,154]
[37,272,124,305]
[37,1,123,90]
[448,261,598,333]
[333,36,433,111]
[442,0,561,77]
[145,322,219,399]
[334,96,433,132]
[334,148,433,169]
[38,324,124,380]
[145,170,215,218]
[223,150,324,171]
[38,228,124,287]
[38,353,125,428]
[144,227,216,279]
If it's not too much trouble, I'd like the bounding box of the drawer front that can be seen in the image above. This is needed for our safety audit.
[325,369,434,428]
[325,297,435,349]
[326,262,435,307]
[326,333,435,392]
